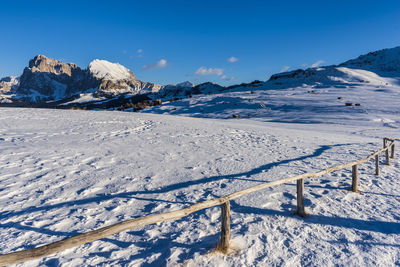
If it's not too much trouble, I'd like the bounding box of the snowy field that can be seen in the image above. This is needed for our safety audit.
[0,107,399,266]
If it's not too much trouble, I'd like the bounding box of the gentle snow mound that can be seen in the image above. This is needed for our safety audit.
[88,59,134,81]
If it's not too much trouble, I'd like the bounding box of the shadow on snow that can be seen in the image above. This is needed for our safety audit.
[0,142,354,221]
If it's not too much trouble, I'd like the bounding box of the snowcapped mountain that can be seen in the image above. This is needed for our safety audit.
[0,54,224,107]
[1,46,400,109]
[1,55,164,103]
[88,59,162,98]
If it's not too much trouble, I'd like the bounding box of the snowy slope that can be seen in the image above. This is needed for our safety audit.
[264,65,398,90]
[340,46,400,77]
[0,108,399,266]
[140,74,400,129]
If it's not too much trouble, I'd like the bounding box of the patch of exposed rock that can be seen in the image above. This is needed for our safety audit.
[0,76,19,93]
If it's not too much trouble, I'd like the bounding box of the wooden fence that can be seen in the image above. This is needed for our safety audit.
[0,138,397,265]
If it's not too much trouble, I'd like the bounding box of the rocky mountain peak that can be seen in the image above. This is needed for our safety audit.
[17,55,89,101]
[28,55,79,77]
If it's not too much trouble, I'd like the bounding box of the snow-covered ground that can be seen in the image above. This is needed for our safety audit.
[0,106,399,266]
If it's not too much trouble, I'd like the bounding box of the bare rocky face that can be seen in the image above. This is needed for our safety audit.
[13,55,162,102]
[17,55,91,100]
[28,55,78,76]
[1,54,207,104]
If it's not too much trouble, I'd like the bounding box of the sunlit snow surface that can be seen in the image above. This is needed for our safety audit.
[0,101,400,266]
[88,59,134,81]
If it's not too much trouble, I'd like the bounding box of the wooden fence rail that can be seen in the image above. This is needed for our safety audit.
[0,138,397,266]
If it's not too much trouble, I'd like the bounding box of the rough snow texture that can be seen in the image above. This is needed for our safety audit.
[1,46,400,266]
[0,108,399,266]
[88,60,136,81]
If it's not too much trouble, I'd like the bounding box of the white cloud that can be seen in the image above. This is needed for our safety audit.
[311,60,325,68]
[221,75,235,81]
[280,66,290,72]
[142,59,167,70]
[195,67,224,76]
[228,56,238,63]
[137,49,143,54]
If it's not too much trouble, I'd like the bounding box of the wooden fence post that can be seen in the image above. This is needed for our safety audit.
[391,143,395,159]
[296,179,306,217]
[351,164,359,193]
[217,201,231,253]
[375,154,380,176]
[384,139,390,166]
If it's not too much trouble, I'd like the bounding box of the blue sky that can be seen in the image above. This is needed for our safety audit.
[1,0,400,85]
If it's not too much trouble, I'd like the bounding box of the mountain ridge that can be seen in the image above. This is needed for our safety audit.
[1,46,399,109]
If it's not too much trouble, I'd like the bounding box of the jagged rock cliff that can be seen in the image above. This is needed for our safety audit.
[16,55,93,102]
[8,55,163,102]
[0,55,223,104]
